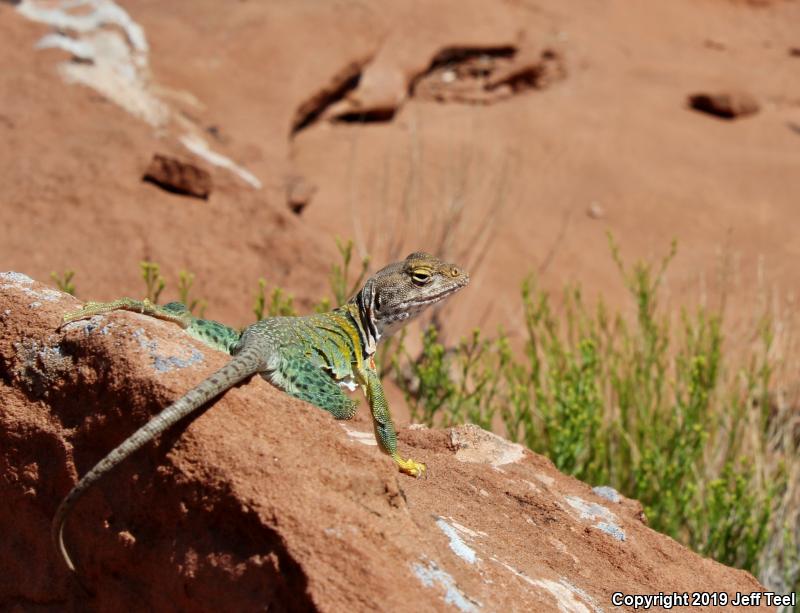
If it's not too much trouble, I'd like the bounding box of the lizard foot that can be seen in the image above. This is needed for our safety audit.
[393,454,427,479]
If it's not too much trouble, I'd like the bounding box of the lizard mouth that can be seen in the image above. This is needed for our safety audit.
[406,282,468,308]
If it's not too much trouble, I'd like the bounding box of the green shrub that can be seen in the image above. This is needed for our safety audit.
[140,261,165,303]
[177,270,207,317]
[329,237,370,307]
[50,270,76,295]
[253,277,296,320]
[394,237,797,598]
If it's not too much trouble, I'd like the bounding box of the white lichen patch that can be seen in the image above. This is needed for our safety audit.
[61,315,111,336]
[524,479,543,493]
[339,424,377,446]
[180,134,262,189]
[0,272,34,285]
[32,287,61,301]
[549,537,581,567]
[548,537,579,565]
[595,521,625,542]
[564,496,625,542]
[58,31,170,127]
[531,579,594,613]
[592,485,621,503]
[490,558,603,613]
[436,517,479,565]
[323,526,343,538]
[65,318,204,371]
[557,578,605,613]
[130,328,205,372]
[565,496,615,522]
[18,0,166,126]
[152,348,205,372]
[533,472,555,487]
[411,558,481,613]
[18,0,261,189]
[1,280,63,305]
[450,424,525,467]
[324,524,359,539]
[447,519,488,540]
[18,0,147,52]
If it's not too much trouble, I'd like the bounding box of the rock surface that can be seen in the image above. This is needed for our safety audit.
[143,154,213,199]
[688,91,760,119]
[0,274,772,611]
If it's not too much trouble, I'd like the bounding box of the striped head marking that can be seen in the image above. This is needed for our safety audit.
[353,252,470,343]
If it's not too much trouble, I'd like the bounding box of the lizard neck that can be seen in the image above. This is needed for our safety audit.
[339,280,381,356]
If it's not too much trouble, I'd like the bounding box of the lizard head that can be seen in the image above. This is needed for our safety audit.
[353,252,470,344]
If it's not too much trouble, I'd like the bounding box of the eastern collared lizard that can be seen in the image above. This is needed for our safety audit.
[52,252,469,574]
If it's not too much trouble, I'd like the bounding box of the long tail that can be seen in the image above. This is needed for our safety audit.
[52,345,266,573]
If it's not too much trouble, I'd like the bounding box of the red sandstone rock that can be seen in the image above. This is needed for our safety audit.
[688,91,760,119]
[286,175,318,215]
[0,275,772,611]
[143,154,213,199]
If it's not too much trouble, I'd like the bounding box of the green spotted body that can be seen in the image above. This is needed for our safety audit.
[52,252,469,575]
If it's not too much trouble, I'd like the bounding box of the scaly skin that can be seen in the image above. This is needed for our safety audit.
[53,252,469,574]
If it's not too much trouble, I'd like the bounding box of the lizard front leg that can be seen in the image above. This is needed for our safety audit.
[269,353,359,420]
[361,361,426,478]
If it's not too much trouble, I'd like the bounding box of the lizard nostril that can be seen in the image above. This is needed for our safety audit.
[451,267,460,277]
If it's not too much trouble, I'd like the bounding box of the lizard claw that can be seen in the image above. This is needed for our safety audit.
[394,455,427,479]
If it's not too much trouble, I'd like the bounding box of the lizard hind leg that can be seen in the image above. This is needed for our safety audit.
[63,300,241,354]
[185,318,242,354]
[268,356,358,420]
[63,298,194,328]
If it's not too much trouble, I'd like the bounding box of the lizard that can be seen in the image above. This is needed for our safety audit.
[52,252,469,574]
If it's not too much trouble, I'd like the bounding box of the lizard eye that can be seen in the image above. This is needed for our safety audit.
[411,270,431,285]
